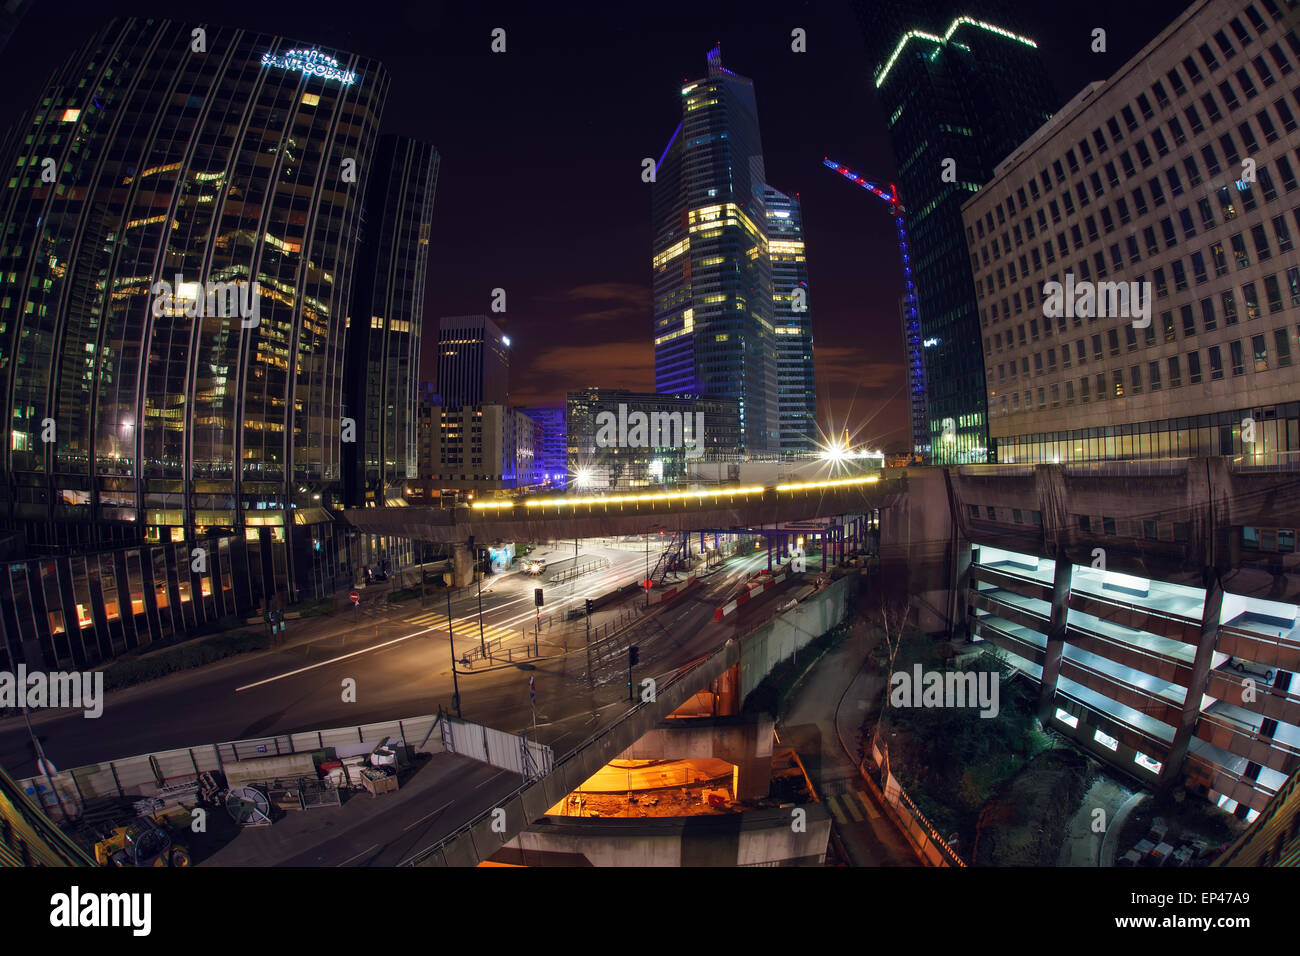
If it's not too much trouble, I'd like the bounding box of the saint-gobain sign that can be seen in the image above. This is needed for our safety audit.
[260,48,358,85]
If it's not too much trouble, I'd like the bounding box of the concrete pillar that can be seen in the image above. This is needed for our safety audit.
[1161,571,1225,791]
[451,543,474,588]
[1037,554,1074,720]
[766,536,772,573]
[733,752,773,801]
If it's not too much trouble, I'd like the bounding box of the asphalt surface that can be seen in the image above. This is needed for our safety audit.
[0,541,783,779]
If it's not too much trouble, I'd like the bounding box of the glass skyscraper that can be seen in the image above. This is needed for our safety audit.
[0,18,403,670]
[853,1,1057,463]
[345,135,440,509]
[763,185,817,453]
[652,46,779,455]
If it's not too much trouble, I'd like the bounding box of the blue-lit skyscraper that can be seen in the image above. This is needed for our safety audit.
[652,46,779,454]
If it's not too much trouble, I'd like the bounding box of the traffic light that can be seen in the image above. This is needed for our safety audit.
[628,645,639,666]
[534,588,544,607]
[585,599,594,616]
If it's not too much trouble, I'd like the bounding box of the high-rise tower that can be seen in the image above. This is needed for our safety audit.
[0,18,388,667]
[652,46,779,454]
[853,1,1057,462]
[344,135,440,509]
[763,186,817,453]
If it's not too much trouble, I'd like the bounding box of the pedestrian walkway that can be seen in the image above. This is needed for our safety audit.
[821,784,883,825]
[779,623,918,867]
[402,610,521,643]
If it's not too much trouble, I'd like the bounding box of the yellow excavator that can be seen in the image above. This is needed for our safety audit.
[93,814,192,867]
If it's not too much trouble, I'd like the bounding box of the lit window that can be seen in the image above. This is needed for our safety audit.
[1094,729,1119,751]
[301,92,321,107]
[60,108,80,122]
[1054,708,1079,729]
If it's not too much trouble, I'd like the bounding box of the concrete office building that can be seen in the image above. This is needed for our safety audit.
[567,388,742,490]
[963,0,1300,464]
[436,314,509,407]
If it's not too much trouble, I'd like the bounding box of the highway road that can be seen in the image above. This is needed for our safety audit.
[0,539,785,780]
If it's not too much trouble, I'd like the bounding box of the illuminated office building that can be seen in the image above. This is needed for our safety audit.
[764,186,818,454]
[652,46,779,454]
[344,135,439,509]
[852,1,1057,462]
[0,18,393,670]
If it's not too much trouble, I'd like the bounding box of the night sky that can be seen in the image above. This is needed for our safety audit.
[0,0,1189,450]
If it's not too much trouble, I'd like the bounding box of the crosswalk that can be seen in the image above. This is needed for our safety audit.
[822,787,881,825]
[402,610,521,644]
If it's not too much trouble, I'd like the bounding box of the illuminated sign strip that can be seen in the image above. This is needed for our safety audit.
[261,48,358,86]
[470,476,884,510]
[874,16,1038,88]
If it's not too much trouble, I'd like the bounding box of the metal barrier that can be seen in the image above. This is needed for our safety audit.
[548,556,611,583]
[17,714,441,823]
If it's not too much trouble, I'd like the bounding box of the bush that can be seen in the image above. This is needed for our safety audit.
[102,630,269,691]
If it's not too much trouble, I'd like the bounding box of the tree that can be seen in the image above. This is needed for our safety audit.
[872,593,912,780]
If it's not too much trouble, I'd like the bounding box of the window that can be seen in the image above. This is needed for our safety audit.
[1220,80,1242,110]
[1189,350,1203,383]
[1202,91,1223,123]
[1168,354,1182,387]
[1181,304,1195,337]
[1186,103,1205,134]
[1230,339,1245,375]
[1252,223,1272,261]
[1243,281,1259,320]
[1276,214,1294,252]
[1184,155,1202,187]
[1201,296,1218,331]
[1202,143,1221,176]
[1209,345,1224,379]
[1191,250,1207,283]
[1130,364,1143,394]
[1223,289,1239,323]
[1276,96,1298,133]
[1252,333,1268,371]
[1112,369,1125,397]
[1168,66,1187,96]
[1163,311,1177,342]
[1122,105,1139,131]
[1275,327,1292,367]
[1231,232,1250,268]
[1183,55,1204,84]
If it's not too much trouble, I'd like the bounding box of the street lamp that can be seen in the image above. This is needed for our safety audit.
[446,584,461,717]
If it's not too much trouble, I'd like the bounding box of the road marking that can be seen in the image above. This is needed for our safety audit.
[838,791,864,822]
[235,626,442,691]
[403,800,454,831]
[851,790,880,820]
[473,770,507,790]
[823,794,845,824]
[335,843,379,867]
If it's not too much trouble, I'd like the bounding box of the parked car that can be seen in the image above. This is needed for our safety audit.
[1226,657,1275,682]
